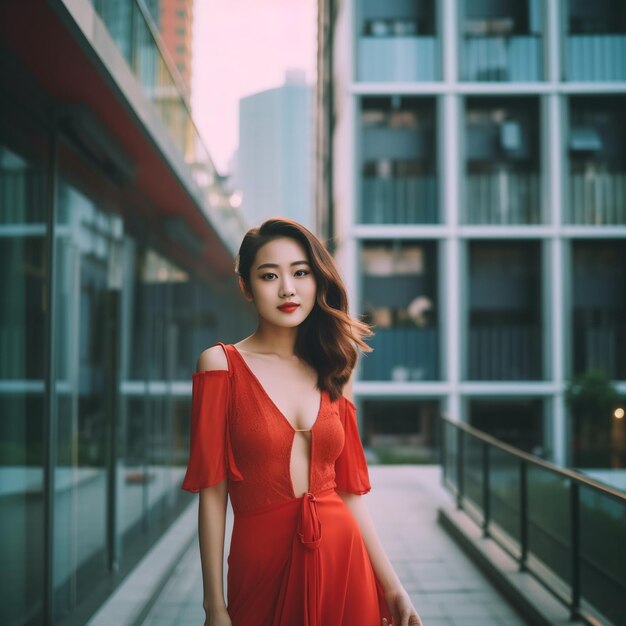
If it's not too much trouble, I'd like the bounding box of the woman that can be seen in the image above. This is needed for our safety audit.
[182,218,422,626]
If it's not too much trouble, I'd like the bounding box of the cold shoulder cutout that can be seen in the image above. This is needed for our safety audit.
[334,395,371,495]
[182,344,243,492]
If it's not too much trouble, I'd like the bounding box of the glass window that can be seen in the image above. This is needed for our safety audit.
[571,241,626,379]
[565,0,626,81]
[464,97,541,225]
[52,180,124,618]
[461,0,543,81]
[362,399,440,463]
[356,0,438,81]
[360,240,439,381]
[567,97,626,225]
[467,242,543,381]
[360,96,437,224]
[469,398,544,452]
[0,142,47,626]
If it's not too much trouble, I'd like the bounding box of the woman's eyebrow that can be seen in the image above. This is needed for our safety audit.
[256,260,310,270]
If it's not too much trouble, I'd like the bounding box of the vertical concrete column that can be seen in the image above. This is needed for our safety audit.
[545,0,568,465]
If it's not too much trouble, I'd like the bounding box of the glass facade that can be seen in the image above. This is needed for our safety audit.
[0,77,248,626]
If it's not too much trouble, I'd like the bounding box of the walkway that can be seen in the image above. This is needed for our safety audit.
[141,466,529,626]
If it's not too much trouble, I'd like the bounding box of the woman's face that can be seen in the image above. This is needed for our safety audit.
[242,236,317,328]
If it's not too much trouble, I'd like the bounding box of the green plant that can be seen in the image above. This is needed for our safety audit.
[565,368,619,467]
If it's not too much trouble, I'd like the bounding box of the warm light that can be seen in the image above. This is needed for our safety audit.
[615,408,625,419]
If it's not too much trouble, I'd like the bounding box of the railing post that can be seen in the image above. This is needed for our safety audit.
[519,459,528,571]
[440,417,447,486]
[482,441,490,537]
[456,427,464,509]
[570,481,581,620]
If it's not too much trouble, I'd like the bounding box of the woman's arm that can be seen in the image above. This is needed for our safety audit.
[198,480,231,623]
[338,491,421,626]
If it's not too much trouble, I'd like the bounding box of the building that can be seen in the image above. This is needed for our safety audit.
[237,70,314,228]
[0,1,252,624]
[316,0,626,466]
[147,0,195,94]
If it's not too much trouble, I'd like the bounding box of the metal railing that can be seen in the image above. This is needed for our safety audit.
[568,169,626,225]
[361,174,438,224]
[357,36,438,82]
[462,35,542,82]
[464,169,541,225]
[441,416,626,626]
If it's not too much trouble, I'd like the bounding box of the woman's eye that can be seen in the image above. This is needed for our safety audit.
[261,273,277,280]
[295,270,309,277]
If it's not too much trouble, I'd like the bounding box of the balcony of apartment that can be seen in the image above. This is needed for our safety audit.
[360,240,439,382]
[360,97,438,225]
[567,97,626,225]
[572,241,626,381]
[460,0,543,82]
[356,0,438,82]
[464,98,541,225]
[565,0,626,81]
[467,242,543,381]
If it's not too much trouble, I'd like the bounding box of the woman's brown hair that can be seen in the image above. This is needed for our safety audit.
[235,217,373,401]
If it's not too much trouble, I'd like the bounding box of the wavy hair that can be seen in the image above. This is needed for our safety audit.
[235,217,373,401]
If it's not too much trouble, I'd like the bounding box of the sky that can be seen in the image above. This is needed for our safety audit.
[191,0,317,174]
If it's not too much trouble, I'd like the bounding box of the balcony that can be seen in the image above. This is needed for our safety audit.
[360,327,439,381]
[357,1,438,82]
[568,166,626,225]
[465,167,540,224]
[360,97,437,224]
[461,1,543,82]
[468,324,542,381]
[565,35,626,81]
[462,35,541,82]
[361,165,437,224]
[358,35,438,82]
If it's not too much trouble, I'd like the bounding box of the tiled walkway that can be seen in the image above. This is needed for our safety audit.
[142,466,529,626]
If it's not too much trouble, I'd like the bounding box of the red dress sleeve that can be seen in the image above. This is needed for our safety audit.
[181,370,242,492]
[334,396,372,495]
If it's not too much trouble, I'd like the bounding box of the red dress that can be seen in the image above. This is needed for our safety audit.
[182,342,393,626]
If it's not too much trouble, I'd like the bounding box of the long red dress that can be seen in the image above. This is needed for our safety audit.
[182,342,393,626]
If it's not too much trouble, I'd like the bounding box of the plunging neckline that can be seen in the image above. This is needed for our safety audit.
[230,344,324,433]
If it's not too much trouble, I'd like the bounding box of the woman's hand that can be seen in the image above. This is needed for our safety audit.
[382,587,423,626]
[203,605,232,626]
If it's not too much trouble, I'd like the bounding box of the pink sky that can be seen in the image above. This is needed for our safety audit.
[191,0,317,174]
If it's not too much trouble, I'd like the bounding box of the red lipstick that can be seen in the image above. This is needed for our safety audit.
[277,302,300,313]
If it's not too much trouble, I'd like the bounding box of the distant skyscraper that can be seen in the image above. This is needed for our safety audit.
[158,0,194,93]
[237,70,313,229]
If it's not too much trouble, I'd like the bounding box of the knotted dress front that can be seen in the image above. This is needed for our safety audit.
[182,342,393,626]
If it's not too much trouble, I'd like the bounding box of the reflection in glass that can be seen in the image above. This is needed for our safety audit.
[52,181,123,617]
[0,144,46,626]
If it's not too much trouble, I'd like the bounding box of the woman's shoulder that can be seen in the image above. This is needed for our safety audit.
[195,343,229,373]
